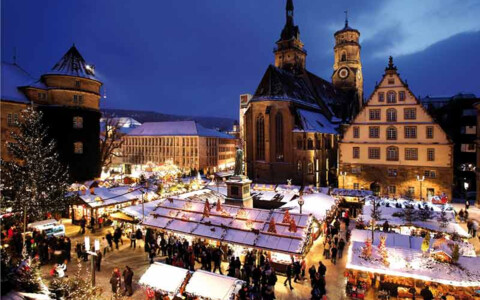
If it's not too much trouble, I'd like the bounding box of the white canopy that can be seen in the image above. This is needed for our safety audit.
[139,262,189,294]
[185,270,243,300]
[280,192,337,221]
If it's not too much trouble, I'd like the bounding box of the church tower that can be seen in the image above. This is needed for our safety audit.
[332,13,363,119]
[274,0,306,72]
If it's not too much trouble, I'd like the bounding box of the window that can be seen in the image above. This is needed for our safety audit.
[7,113,13,126]
[74,142,83,154]
[13,113,18,125]
[404,126,417,139]
[386,146,399,161]
[399,91,405,101]
[386,126,397,140]
[461,144,476,152]
[353,147,360,159]
[297,160,302,174]
[404,108,416,120]
[426,126,434,139]
[378,92,385,102]
[388,78,395,85]
[424,170,436,178]
[73,116,83,129]
[307,162,314,174]
[387,169,397,177]
[341,52,347,61]
[369,109,381,120]
[256,115,265,160]
[427,148,435,161]
[387,91,396,103]
[315,138,320,149]
[463,126,477,135]
[73,94,84,104]
[368,147,380,159]
[297,138,303,150]
[388,186,396,194]
[307,138,314,150]
[353,126,360,138]
[351,166,362,174]
[386,108,397,122]
[369,126,380,138]
[408,187,415,195]
[75,80,81,88]
[405,148,418,160]
[353,183,359,190]
[38,93,47,101]
[275,113,284,161]
[462,109,476,116]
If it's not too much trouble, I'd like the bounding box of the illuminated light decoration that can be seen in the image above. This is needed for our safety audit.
[216,198,222,212]
[245,219,253,229]
[236,208,247,219]
[267,217,277,233]
[282,210,291,223]
[288,218,297,233]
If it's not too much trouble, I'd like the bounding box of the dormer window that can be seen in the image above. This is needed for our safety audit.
[387,91,396,103]
[73,94,84,105]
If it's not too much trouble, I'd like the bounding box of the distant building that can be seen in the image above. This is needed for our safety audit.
[121,121,237,174]
[243,0,360,186]
[420,93,478,196]
[1,45,102,182]
[339,57,453,200]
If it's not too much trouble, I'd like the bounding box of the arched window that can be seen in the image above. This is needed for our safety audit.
[386,126,397,140]
[297,160,302,174]
[386,108,397,122]
[341,52,347,62]
[386,146,399,161]
[275,113,284,161]
[387,91,397,103]
[307,138,314,150]
[73,116,83,129]
[297,137,303,150]
[74,142,83,154]
[307,161,314,174]
[256,115,265,160]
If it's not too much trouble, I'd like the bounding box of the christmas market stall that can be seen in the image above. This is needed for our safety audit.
[249,183,300,209]
[141,197,315,273]
[345,234,480,299]
[357,197,469,239]
[184,270,244,300]
[139,262,189,299]
[70,185,158,224]
[330,188,373,218]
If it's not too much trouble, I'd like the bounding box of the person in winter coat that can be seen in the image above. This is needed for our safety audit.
[284,263,294,290]
[80,217,86,234]
[308,265,317,287]
[135,228,143,248]
[331,245,338,265]
[338,238,346,259]
[123,266,134,296]
[110,269,121,294]
[420,286,434,300]
[318,261,326,277]
[149,247,156,264]
[293,261,301,282]
[129,231,136,249]
[106,231,113,249]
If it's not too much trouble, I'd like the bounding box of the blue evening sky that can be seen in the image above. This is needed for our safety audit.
[2,0,479,119]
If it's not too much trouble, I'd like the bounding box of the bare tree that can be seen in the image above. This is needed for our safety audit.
[99,117,125,171]
[370,197,382,243]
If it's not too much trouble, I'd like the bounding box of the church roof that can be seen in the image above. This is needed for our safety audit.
[334,21,360,36]
[127,121,235,139]
[1,61,34,103]
[46,45,97,80]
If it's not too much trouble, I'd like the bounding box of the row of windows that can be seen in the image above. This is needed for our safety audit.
[354,146,435,161]
[124,137,198,147]
[362,125,434,139]
[349,167,436,179]
[297,160,314,175]
[377,90,406,103]
[73,95,84,105]
[6,113,19,126]
[125,146,199,157]
[369,108,416,121]
[256,113,285,162]
[297,136,333,150]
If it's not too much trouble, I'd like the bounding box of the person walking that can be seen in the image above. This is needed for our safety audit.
[318,261,326,277]
[90,216,95,233]
[106,231,113,250]
[212,248,223,274]
[123,266,134,296]
[80,217,86,234]
[323,241,330,259]
[110,268,121,294]
[293,261,301,283]
[465,199,470,210]
[308,265,317,287]
[338,238,346,259]
[149,246,156,264]
[284,263,294,290]
[331,245,338,265]
[129,231,136,249]
[135,228,143,249]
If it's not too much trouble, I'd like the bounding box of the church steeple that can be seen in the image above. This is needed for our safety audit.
[274,0,306,72]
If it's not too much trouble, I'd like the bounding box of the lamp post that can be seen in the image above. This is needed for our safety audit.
[298,194,305,214]
[85,236,100,286]
[139,176,147,222]
[464,180,469,207]
[416,175,425,201]
[340,171,347,189]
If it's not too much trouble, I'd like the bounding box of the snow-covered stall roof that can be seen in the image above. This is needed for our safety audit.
[139,262,189,294]
[120,199,165,220]
[75,186,157,208]
[184,270,243,300]
[359,198,469,237]
[347,241,480,287]
[280,193,337,221]
[142,198,312,255]
[1,62,36,103]
[177,189,225,204]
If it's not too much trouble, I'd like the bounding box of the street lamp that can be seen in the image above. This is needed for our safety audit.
[298,194,305,214]
[340,171,347,189]
[416,175,425,201]
[464,180,469,207]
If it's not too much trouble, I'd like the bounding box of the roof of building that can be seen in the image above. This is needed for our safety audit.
[46,45,97,80]
[1,61,34,103]
[334,20,360,36]
[126,121,235,139]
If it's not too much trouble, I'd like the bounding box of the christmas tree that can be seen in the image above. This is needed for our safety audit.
[203,199,210,217]
[361,238,372,259]
[438,209,449,228]
[50,260,100,300]
[451,244,460,263]
[378,235,389,266]
[282,210,291,223]
[267,217,277,233]
[1,108,71,236]
[402,207,416,225]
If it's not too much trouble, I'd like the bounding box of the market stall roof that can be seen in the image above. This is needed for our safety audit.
[120,199,165,220]
[359,198,469,237]
[74,186,158,208]
[330,188,373,197]
[177,189,225,203]
[139,262,189,294]
[280,193,337,221]
[109,211,135,222]
[347,241,480,287]
[142,198,312,255]
[185,270,243,300]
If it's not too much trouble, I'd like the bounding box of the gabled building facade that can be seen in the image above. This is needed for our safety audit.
[243,0,362,186]
[339,58,453,200]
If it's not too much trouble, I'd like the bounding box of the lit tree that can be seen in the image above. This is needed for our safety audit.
[378,235,389,266]
[421,232,431,255]
[1,108,70,246]
[50,260,100,299]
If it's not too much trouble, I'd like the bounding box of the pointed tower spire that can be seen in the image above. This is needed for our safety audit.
[385,56,398,72]
[50,45,95,78]
[344,10,349,27]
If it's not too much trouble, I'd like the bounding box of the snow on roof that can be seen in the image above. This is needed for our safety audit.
[1,62,35,103]
[139,262,189,294]
[75,186,157,208]
[120,199,165,220]
[46,45,97,80]
[359,198,469,237]
[280,192,337,221]
[127,121,235,139]
[331,188,373,197]
[296,108,337,134]
[347,241,480,287]
[185,270,243,300]
[142,198,312,255]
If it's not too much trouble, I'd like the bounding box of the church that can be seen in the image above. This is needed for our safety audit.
[242,0,363,186]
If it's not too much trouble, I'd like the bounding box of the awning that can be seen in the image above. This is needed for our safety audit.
[109,212,135,222]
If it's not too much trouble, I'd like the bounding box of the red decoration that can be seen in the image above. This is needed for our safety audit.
[203,199,210,218]
[216,198,222,212]
[282,210,291,223]
[267,217,277,233]
[288,218,297,232]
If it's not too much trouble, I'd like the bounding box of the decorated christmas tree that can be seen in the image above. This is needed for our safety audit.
[267,217,277,233]
[378,235,389,266]
[1,108,71,247]
[288,218,297,233]
[361,238,372,259]
[216,198,222,212]
[282,210,291,223]
[50,260,99,300]
[438,209,449,228]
